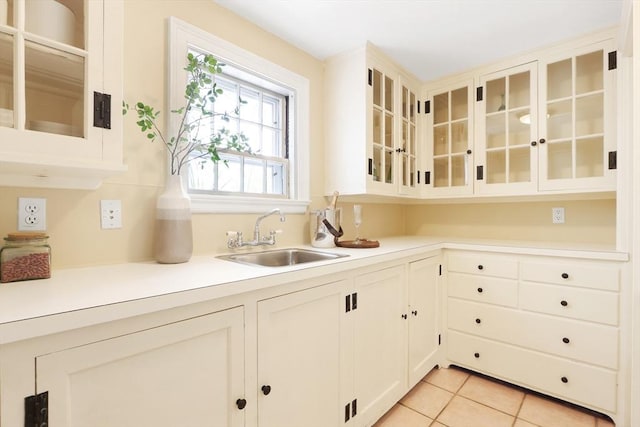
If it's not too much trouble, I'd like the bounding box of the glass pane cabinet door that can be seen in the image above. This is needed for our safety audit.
[427,81,473,195]
[478,63,537,194]
[370,67,394,186]
[399,82,418,194]
[540,45,614,191]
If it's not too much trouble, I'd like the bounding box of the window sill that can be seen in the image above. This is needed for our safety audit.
[190,194,310,214]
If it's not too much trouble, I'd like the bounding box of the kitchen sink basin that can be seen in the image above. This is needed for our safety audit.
[217,248,348,267]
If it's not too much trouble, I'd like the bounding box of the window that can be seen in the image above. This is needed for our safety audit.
[187,68,289,197]
[169,17,310,213]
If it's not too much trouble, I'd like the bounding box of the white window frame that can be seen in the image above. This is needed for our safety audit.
[168,17,310,214]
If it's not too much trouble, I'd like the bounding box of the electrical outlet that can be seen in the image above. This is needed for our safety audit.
[552,207,565,224]
[18,198,46,231]
[101,200,122,229]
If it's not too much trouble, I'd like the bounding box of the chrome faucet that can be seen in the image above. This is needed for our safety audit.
[227,208,286,248]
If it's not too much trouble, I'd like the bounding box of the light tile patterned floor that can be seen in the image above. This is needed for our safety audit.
[373,367,615,427]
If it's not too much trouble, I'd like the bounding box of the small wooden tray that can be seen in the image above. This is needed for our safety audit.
[336,239,380,248]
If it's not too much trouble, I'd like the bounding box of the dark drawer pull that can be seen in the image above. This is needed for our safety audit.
[236,398,247,410]
[561,300,568,307]
[475,318,481,324]
[561,376,568,383]
[477,287,483,293]
[561,272,569,279]
[474,352,480,358]
[261,385,272,395]
[477,265,484,270]
[562,337,570,344]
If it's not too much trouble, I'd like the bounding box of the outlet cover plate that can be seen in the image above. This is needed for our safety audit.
[18,198,46,231]
[101,200,122,229]
[552,207,565,224]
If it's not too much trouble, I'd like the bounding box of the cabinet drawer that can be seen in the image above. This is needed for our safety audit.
[447,331,617,412]
[448,299,618,369]
[520,282,618,325]
[447,253,518,279]
[448,273,517,307]
[521,260,619,291]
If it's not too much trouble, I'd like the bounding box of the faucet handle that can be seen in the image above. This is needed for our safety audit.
[270,229,284,235]
[226,231,238,238]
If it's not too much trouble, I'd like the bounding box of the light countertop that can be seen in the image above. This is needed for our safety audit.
[0,236,627,344]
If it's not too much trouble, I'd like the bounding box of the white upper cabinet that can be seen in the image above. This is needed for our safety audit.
[424,79,475,196]
[325,44,422,197]
[538,41,616,191]
[476,62,539,195]
[0,0,125,189]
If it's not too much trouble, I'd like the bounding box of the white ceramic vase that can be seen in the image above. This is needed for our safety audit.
[154,174,193,264]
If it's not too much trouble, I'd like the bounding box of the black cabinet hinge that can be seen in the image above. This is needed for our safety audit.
[25,391,48,427]
[438,334,441,345]
[417,170,420,184]
[425,100,431,114]
[93,91,112,129]
[476,87,483,102]
[425,171,431,185]
[344,399,358,422]
[476,165,484,180]
[608,51,617,70]
[346,293,358,312]
[608,151,617,170]
[367,68,373,86]
[439,264,442,276]
[417,100,420,114]
[368,158,373,176]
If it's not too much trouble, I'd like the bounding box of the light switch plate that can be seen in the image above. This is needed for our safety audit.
[101,200,122,229]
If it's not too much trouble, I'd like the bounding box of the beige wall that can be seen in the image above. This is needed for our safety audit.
[0,1,617,269]
[405,199,616,245]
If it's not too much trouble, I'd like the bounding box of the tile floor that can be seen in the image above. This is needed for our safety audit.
[373,367,615,427]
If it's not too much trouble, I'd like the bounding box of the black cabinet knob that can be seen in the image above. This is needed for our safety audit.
[402,314,408,319]
[561,273,569,279]
[236,398,247,410]
[561,376,568,383]
[562,337,570,344]
[561,300,568,307]
[475,318,481,324]
[474,352,480,358]
[261,385,272,396]
[531,141,537,146]
[539,138,546,144]
[467,149,472,155]
[477,287,483,293]
[477,265,484,270]
[411,310,418,316]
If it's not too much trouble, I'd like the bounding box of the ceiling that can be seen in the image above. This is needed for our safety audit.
[213,0,623,82]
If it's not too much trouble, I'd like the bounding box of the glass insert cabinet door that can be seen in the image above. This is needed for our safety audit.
[0,0,90,138]
[369,66,395,186]
[477,62,538,194]
[426,80,474,195]
[538,44,616,191]
[399,79,418,195]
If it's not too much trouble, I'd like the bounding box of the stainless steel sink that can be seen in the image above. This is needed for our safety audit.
[217,248,348,267]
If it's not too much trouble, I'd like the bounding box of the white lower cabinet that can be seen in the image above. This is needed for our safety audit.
[445,250,622,419]
[257,280,350,427]
[36,307,245,427]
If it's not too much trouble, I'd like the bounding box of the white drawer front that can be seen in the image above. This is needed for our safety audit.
[448,273,517,307]
[447,253,518,279]
[447,331,617,412]
[448,299,618,369]
[520,282,618,325]
[520,261,619,291]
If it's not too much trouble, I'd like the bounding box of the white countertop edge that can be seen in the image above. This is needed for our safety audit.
[0,236,628,344]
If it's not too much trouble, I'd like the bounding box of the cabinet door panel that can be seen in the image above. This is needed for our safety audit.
[257,280,349,427]
[408,256,440,386]
[354,265,406,425]
[36,307,244,427]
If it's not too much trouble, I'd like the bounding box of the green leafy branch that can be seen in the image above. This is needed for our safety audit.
[124,52,250,175]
